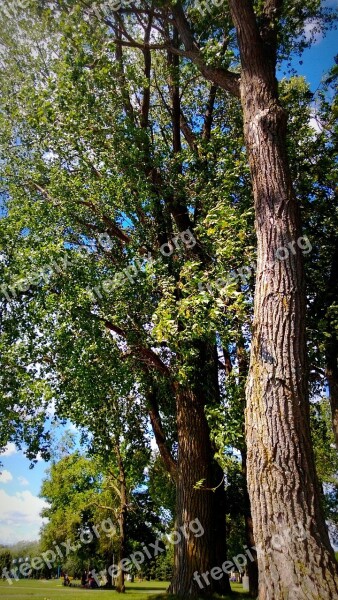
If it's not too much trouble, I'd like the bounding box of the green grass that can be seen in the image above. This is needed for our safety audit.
[0,579,248,600]
[0,579,166,600]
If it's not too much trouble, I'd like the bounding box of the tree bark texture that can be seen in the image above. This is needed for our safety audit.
[169,343,231,597]
[228,1,338,598]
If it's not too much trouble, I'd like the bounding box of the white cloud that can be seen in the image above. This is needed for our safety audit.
[68,422,79,433]
[1,442,18,457]
[0,489,47,544]
[17,476,29,486]
[303,20,324,45]
[0,470,13,484]
[45,399,56,418]
[309,116,322,133]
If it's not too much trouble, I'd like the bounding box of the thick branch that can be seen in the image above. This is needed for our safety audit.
[107,3,240,96]
[114,18,135,120]
[136,346,171,377]
[77,200,130,245]
[170,2,240,97]
[180,111,198,152]
[168,27,182,158]
[203,85,217,141]
[28,181,60,206]
[103,317,171,377]
[228,0,267,72]
[220,348,233,376]
[147,388,177,480]
[260,0,283,53]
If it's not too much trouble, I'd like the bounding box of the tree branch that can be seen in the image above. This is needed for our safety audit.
[93,315,172,378]
[170,2,240,97]
[203,85,218,141]
[180,111,198,152]
[77,200,131,245]
[114,17,136,121]
[228,0,267,72]
[28,181,60,206]
[147,387,177,480]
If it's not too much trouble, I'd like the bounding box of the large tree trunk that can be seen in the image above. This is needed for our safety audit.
[169,384,214,598]
[229,1,338,598]
[169,384,230,598]
[169,342,231,597]
[149,376,231,597]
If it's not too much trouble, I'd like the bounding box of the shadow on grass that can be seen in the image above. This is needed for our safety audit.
[128,586,169,592]
[147,594,248,600]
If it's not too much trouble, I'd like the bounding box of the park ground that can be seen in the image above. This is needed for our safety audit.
[0,579,249,599]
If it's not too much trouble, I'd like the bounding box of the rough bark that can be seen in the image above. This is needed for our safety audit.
[169,382,230,598]
[169,384,214,598]
[144,351,230,597]
[228,1,338,598]
[168,342,231,598]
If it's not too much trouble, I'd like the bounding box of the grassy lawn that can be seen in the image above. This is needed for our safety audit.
[0,579,249,599]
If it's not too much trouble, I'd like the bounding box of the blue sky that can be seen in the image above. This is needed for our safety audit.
[0,14,337,547]
[279,24,337,90]
[0,443,48,544]
[0,423,81,545]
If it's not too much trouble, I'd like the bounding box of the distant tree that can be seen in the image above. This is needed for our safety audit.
[0,549,12,577]
[40,453,104,577]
